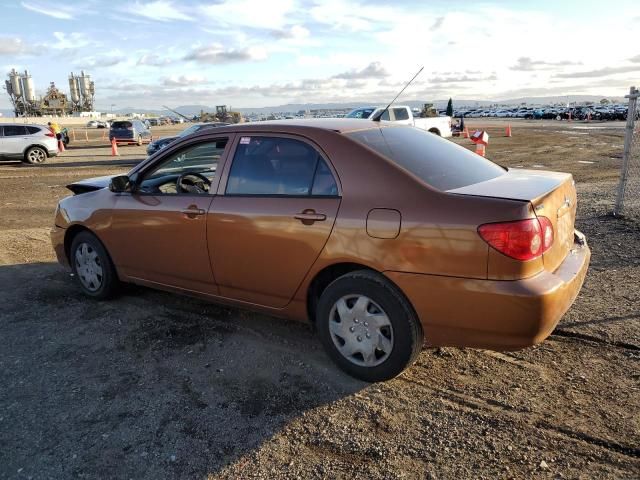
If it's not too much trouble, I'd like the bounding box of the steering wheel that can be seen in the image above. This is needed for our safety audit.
[177,172,211,194]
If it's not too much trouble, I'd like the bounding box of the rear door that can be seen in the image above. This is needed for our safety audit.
[207,134,341,308]
[1,125,29,156]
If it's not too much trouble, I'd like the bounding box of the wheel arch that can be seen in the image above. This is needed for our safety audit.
[428,128,441,136]
[23,144,50,157]
[64,225,118,279]
[306,262,417,327]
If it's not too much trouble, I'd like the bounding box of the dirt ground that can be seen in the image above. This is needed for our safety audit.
[0,120,638,479]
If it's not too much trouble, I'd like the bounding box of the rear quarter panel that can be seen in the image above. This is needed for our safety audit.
[291,131,532,304]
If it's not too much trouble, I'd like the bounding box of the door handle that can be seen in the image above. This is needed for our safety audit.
[181,207,206,218]
[294,210,326,224]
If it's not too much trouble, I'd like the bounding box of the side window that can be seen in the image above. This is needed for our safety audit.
[226,136,338,196]
[379,110,390,121]
[312,159,338,196]
[26,126,41,134]
[393,108,410,121]
[3,126,27,136]
[138,139,228,194]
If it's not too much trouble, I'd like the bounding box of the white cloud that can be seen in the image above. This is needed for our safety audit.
[121,0,193,22]
[21,1,74,20]
[184,44,267,64]
[74,54,126,68]
[137,53,173,66]
[162,74,209,87]
[50,32,94,50]
[199,0,296,30]
[0,37,35,56]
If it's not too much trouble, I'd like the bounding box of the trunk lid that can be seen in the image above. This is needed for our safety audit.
[448,168,577,272]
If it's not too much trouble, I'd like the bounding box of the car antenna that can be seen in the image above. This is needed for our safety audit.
[372,66,424,122]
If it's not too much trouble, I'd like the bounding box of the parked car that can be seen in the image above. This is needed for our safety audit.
[346,105,452,137]
[146,122,230,156]
[87,120,108,128]
[109,119,152,146]
[52,119,590,382]
[0,123,58,164]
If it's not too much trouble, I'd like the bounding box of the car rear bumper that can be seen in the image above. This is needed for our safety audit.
[50,225,69,269]
[111,137,150,145]
[385,230,591,350]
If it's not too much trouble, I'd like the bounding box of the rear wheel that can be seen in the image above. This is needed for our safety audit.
[24,146,47,164]
[428,128,441,136]
[70,231,119,299]
[316,270,423,382]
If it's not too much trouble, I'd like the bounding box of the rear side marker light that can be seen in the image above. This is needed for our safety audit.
[478,217,554,261]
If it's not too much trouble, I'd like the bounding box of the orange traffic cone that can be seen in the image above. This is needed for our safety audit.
[475,143,485,157]
[111,137,119,156]
[462,127,469,138]
[58,139,65,152]
[505,125,512,137]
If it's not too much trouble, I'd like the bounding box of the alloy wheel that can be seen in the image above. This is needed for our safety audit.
[28,148,46,163]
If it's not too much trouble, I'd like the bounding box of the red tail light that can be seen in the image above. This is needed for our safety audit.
[45,129,55,137]
[478,217,554,261]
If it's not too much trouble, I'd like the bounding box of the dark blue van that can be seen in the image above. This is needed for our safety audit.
[109,119,152,145]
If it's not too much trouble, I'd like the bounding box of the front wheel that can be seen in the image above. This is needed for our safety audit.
[24,146,47,164]
[316,270,423,382]
[70,231,119,299]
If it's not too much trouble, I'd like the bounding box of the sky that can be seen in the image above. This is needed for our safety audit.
[1,0,639,111]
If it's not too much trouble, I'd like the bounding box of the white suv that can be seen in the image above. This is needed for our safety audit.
[0,124,59,164]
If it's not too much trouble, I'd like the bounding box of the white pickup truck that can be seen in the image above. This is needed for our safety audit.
[346,105,452,138]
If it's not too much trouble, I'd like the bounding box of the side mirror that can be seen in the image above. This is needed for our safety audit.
[109,175,131,193]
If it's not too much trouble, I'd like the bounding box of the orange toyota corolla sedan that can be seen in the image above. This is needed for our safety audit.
[51,119,590,382]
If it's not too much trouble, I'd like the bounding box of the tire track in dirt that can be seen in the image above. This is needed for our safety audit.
[552,329,640,351]
[399,376,640,460]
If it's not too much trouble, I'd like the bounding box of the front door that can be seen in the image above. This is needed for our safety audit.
[108,137,232,293]
[208,134,341,308]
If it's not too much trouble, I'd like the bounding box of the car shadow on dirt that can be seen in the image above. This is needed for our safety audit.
[0,262,365,478]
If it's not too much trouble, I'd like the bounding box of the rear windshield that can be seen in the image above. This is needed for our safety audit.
[111,121,132,129]
[346,126,505,191]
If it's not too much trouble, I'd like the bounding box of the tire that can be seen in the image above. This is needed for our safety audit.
[137,135,143,146]
[316,270,423,382]
[70,231,119,299]
[24,146,47,164]
[428,128,441,136]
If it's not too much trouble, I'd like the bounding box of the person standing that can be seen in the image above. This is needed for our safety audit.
[48,121,62,142]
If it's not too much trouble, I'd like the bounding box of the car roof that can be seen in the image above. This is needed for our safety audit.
[1,123,45,128]
[211,118,389,134]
